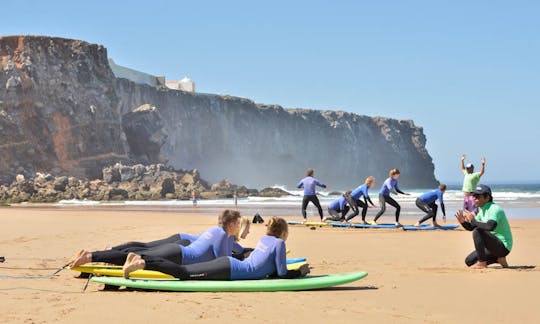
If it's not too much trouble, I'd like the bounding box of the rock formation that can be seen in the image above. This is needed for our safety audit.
[0,35,438,192]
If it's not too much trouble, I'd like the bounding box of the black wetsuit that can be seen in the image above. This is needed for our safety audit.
[461,219,510,266]
[301,195,324,220]
[373,193,404,223]
[110,234,193,251]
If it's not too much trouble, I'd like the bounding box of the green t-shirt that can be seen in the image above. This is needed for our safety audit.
[476,202,513,251]
[462,171,481,192]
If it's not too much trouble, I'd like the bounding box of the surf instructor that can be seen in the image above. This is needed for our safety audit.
[460,154,486,212]
[455,184,512,269]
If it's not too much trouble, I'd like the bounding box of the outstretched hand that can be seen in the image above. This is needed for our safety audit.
[455,210,465,224]
[481,157,486,165]
[461,154,466,161]
[299,264,311,277]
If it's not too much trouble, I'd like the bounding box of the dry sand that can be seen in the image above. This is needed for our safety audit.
[0,206,538,323]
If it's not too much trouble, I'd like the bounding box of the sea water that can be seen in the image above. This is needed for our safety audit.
[52,183,540,219]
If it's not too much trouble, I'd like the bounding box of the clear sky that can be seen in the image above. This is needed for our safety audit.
[2,0,539,183]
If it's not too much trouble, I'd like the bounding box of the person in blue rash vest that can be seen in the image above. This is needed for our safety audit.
[372,169,410,226]
[345,176,377,224]
[68,210,240,268]
[297,168,327,220]
[414,184,447,227]
[123,217,310,280]
[323,191,354,222]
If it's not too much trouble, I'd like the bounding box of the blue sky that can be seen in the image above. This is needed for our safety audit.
[2,0,539,183]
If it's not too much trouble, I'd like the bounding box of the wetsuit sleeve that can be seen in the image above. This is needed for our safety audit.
[232,241,244,254]
[394,185,406,195]
[364,191,375,206]
[471,219,497,231]
[274,240,288,276]
[315,180,327,188]
[461,221,475,231]
[296,180,304,189]
[213,231,230,257]
[441,203,446,217]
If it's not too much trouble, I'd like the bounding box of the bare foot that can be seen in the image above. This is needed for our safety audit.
[497,257,509,268]
[471,261,488,269]
[432,222,440,227]
[414,222,421,227]
[123,253,145,278]
[370,220,378,225]
[395,222,403,227]
[69,250,92,268]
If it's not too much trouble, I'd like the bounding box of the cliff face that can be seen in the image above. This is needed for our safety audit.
[0,36,129,183]
[0,36,437,188]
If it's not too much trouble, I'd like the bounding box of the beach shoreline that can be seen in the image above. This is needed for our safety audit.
[0,206,538,323]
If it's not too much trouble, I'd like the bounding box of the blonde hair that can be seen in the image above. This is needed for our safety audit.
[389,169,400,177]
[306,168,314,176]
[266,217,288,239]
[439,184,447,191]
[234,216,251,241]
[365,176,375,185]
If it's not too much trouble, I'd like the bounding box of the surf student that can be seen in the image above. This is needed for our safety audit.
[414,184,447,227]
[323,191,354,222]
[345,176,376,223]
[455,184,512,269]
[297,168,327,220]
[460,154,486,212]
[372,169,410,226]
[122,217,310,280]
[108,233,199,252]
[68,210,241,268]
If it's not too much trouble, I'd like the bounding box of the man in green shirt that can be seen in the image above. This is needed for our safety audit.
[460,154,486,212]
[455,184,513,269]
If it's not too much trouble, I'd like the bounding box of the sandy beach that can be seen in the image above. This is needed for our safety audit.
[0,205,538,323]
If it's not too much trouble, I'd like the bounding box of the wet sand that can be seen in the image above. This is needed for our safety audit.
[0,205,538,323]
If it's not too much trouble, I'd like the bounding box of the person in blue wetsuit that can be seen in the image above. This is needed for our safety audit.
[68,210,241,268]
[108,233,200,251]
[372,169,410,226]
[414,184,447,227]
[323,191,354,222]
[122,217,310,280]
[297,168,327,220]
[345,176,377,223]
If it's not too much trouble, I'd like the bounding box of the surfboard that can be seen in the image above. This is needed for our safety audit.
[402,224,460,231]
[71,260,308,279]
[287,221,329,227]
[330,222,427,229]
[91,271,368,292]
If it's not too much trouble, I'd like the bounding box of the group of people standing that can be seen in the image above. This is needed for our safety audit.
[297,154,513,269]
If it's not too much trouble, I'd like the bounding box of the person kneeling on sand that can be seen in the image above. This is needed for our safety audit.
[455,184,513,269]
[123,217,310,280]
[414,184,447,227]
[323,191,353,222]
[68,210,241,268]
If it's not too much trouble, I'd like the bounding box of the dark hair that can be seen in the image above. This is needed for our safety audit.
[306,168,314,177]
[218,209,241,228]
[439,184,447,191]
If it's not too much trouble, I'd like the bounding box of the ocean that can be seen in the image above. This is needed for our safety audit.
[46,183,540,220]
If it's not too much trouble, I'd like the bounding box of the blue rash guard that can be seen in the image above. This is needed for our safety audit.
[229,235,288,280]
[179,233,200,243]
[297,176,326,196]
[351,184,370,200]
[328,196,347,211]
[419,189,444,205]
[180,226,232,265]
[232,240,244,254]
[379,177,400,195]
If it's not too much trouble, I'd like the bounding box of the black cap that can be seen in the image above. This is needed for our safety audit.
[473,184,492,196]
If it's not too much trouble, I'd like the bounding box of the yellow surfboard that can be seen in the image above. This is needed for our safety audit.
[304,221,329,227]
[71,261,308,279]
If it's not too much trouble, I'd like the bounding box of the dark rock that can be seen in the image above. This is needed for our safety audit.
[53,176,69,192]
[258,187,290,197]
[328,191,343,196]
[160,178,175,197]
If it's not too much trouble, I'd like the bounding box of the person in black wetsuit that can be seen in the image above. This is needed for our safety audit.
[68,210,241,268]
[345,176,376,223]
[122,217,310,280]
[414,184,447,227]
[297,168,327,220]
[372,169,410,226]
[455,184,513,269]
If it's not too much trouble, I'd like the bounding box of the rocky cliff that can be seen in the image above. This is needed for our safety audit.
[0,36,437,189]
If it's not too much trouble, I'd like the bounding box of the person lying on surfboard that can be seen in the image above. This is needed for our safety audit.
[122,217,310,280]
[68,210,242,268]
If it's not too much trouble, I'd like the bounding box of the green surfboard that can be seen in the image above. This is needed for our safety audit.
[91,271,368,292]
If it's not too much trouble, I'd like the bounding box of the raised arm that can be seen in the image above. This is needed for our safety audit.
[479,157,486,177]
[460,154,466,172]
[296,180,304,189]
